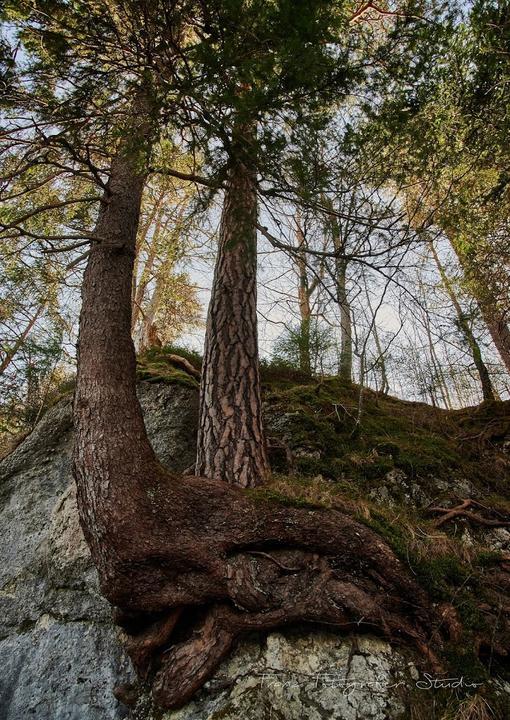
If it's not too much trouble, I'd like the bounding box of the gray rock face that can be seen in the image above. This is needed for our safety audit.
[162,632,417,720]
[0,383,198,720]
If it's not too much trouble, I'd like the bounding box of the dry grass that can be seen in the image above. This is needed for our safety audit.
[442,694,495,720]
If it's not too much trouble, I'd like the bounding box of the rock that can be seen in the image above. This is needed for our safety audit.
[368,469,431,508]
[0,383,198,720]
[161,631,412,720]
[483,527,510,552]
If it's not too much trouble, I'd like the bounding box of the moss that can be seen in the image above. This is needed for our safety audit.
[443,645,490,686]
[136,365,199,389]
[136,346,201,388]
[476,550,504,568]
[362,510,410,560]
[414,555,471,601]
[245,486,326,510]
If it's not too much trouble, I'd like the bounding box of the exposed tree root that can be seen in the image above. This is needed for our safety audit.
[76,468,454,710]
[165,354,201,380]
[428,499,510,528]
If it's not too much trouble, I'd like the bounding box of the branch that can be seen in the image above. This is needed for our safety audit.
[150,166,223,190]
[349,2,426,24]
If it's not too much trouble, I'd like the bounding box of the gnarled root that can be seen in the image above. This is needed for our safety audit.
[80,472,453,710]
[428,498,510,528]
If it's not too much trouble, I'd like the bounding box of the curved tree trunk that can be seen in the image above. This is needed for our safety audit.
[196,135,269,488]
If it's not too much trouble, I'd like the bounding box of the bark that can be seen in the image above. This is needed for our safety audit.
[131,204,165,336]
[430,243,495,402]
[196,132,269,488]
[365,288,389,395]
[485,311,510,375]
[72,139,452,713]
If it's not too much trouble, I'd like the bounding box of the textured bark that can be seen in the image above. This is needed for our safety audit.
[196,138,269,488]
[430,242,495,402]
[449,236,510,375]
[485,311,510,375]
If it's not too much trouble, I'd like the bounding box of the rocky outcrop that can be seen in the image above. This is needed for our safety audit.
[0,384,198,720]
[1,382,508,720]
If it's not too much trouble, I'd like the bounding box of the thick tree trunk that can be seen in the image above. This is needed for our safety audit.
[73,151,161,583]
[430,243,495,402]
[485,311,510,375]
[449,236,510,375]
[196,146,269,488]
[72,144,448,713]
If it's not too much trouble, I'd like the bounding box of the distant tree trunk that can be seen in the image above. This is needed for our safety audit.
[365,287,389,395]
[449,237,510,375]
[295,214,312,375]
[329,213,352,382]
[131,206,165,335]
[430,242,495,402]
[422,306,452,409]
[196,129,269,488]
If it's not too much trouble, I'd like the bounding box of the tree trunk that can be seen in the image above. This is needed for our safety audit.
[196,143,269,488]
[485,311,510,375]
[331,216,352,383]
[132,205,165,337]
[430,243,495,402]
[449,236,510,375]
[365,286,390,395]
[71,143,484,720]
[295,213,312,375]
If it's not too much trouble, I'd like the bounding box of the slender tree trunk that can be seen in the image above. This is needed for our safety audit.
[0,302,45,376]
[422,307,452,409]
[331,217,352,383]
[365,287,389,395]
[430,243,495,401]
[196,141,269,488]
[295,214,312,375]
[132,206,165,335]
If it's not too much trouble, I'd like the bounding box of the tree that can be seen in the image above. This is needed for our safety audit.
[191,0,423,486]
[71,110,439,713]
[428,238,495,402]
